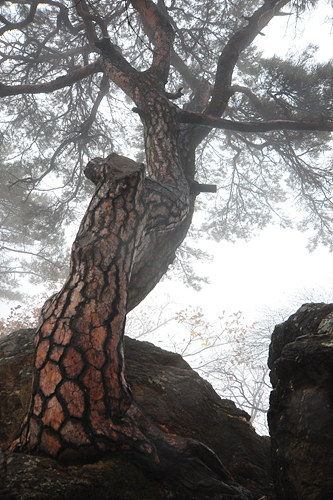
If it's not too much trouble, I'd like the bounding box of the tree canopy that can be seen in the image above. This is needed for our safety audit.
[0,0,332,300]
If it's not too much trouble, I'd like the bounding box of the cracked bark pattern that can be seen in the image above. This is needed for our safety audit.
[10,150,196,461]
[92,38,196,313]
[10,154,158,460]
[11,32,198,458]
[9,154,258,498]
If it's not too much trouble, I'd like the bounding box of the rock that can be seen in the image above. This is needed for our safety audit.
[268,303,333,500]
[0,328,272,499]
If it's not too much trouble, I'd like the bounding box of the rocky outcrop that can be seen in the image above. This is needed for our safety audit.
[268,303,333,500]
[0,328,272,499]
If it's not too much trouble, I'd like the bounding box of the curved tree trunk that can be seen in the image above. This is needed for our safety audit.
[10,152,253,498]
[12,155,147,459]
[9,14,259,498]
[11,30,201,459]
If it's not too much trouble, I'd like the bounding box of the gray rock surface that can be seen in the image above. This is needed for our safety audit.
[268,303,333,500]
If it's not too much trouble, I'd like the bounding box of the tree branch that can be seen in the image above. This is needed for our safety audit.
[130,0,174,84]
[94,38,139,100]
[0,45,95,65]
[0,246,63,269]
[179,110,333,133]
[170,48,202,90]
[230,85,271,120]
[206,0,290,117]
[76,0,108,43]
[0,60,103,97]
[0,0,38,36]
[79,74,110,135]
[56,2,83,35]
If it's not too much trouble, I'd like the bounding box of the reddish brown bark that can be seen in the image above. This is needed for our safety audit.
[11,155,146,459]
[10,151,190,459]
[11,1,198,458]
[10,153,256,498]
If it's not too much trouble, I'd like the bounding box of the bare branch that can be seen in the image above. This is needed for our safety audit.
[230,85,271,120]
[179,110,333,133]
[75,0,108,43]
[0,245,63,269]
[79,73,109,135]
[0,45,95,65]
[171,48,201,90]
[0,0,38,36]
[0,60,103,96]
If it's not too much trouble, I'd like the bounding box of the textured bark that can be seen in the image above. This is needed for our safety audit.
[93,36,197,312]
[12,154,148,459]
[11,148,194,456]
[9,149,258,496]
[7,1,297,495]
[11,6,202,468]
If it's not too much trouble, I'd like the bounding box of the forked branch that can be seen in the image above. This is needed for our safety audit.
[130,0,174,84]
[206,0,290,117]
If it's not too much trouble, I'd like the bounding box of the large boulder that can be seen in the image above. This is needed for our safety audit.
[268,303,333,500]
[0,328,272,499]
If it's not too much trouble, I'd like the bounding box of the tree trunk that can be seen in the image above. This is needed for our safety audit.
[12,155,148,459]
[9,154,256,498]
[11,140,194,453]
[9,33,259,498]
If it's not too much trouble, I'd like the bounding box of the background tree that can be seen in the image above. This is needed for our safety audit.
[125,300,277,435]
